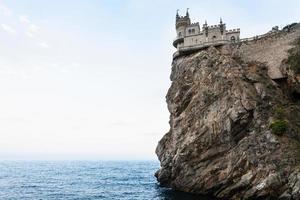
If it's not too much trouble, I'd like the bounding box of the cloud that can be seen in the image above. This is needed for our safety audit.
[19,15,31,24]
[27,24,40,37]
[1,24,16,35]
[37,42,50,48]
[0,4,12,16]
[71,62,81,68]
[19,15,40,37]
[60,68,70,73]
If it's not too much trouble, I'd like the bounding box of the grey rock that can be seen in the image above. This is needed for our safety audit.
[156,44,300,199]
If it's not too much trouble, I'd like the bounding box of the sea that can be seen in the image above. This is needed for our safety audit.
[0,160,214,200]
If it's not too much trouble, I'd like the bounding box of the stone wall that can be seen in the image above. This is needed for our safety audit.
[207,26,223,41]
[184,34,205,47]
[226,30,240,41]
[236,25,300,79]
[182,27,240,48]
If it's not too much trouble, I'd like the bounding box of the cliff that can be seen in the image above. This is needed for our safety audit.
[156,24,300,199]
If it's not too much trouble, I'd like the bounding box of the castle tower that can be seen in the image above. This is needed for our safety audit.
[175,9,191,37]
[173,9,191,48]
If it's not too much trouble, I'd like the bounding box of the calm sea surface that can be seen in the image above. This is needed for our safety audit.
[0,161,214,200]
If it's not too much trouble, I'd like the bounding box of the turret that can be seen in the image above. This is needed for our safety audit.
[186,8,189,18]
[175,9,191,36]
[176,9,180,20]
[203,20,209,37]
[173,9,191,48]
[219,18,226,35]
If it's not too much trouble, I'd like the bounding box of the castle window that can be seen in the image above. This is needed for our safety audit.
[212,36,216,40]
[188,29,192,34]
[178,32,182,37]
[192,29,195,34]
[231,36,236,42]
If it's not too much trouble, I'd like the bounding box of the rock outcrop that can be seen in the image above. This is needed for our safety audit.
[156,25,300,199]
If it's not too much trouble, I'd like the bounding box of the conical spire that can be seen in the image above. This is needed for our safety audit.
[186,8,189,17]
[220,17,223,24]
[176,9,180,19]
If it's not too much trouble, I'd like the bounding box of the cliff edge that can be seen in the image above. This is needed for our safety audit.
[156,24,300,199]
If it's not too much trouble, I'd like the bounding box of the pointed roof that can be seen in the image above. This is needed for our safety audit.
[176,9,180,19]
[186,8,190,17]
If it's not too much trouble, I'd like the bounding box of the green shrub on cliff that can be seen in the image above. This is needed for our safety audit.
[274,107,285,120]
[270,120,288,136]
[287,37,300,73]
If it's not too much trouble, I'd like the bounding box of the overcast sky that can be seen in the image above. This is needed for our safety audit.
[0,0,299,160]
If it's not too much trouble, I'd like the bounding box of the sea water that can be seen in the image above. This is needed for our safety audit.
[0,161,214,200]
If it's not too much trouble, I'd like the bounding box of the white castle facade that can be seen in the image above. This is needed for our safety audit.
[173,10,240,57]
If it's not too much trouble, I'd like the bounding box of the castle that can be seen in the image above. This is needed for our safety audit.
[172,9,300,80]
[173,9,240,57]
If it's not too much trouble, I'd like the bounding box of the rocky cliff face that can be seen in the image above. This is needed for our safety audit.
[156,28,300,199]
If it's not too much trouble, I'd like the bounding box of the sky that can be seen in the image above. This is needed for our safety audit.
[0,0,299,160]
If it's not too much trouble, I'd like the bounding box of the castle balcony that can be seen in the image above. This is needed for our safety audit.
[173,36,184,48]
[173,39,230,59]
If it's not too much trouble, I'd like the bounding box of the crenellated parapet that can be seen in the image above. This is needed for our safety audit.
[226,29,240,33]
[175,9,191,30]
[190,22,200,26]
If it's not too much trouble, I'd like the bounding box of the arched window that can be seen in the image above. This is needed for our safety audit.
[231,36,236,42]
[188,29,192,34]
[178,32,182,37]
[192,29,195,34]
[212,36,216,41]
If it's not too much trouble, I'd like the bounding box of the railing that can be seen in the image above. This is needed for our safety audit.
[173,36,184,43]
[173,51,180,58]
